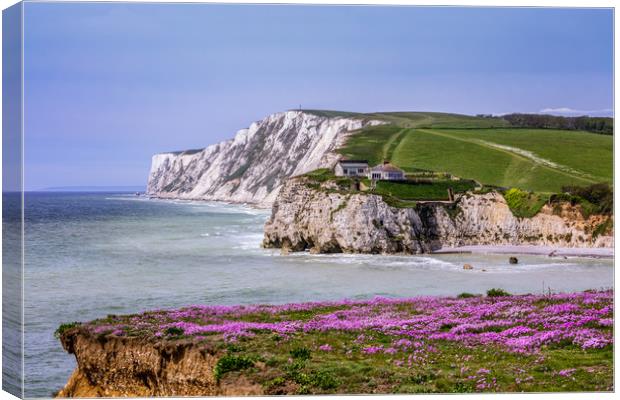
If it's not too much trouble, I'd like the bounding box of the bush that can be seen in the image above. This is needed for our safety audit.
[164,327,184,336]
[290,346,312,360]
[487,288,511,297]
[457,292,477,298]
[213,354,255,382]
[310,370,339,390]
[561,183,613,216]
[592,218,614,240]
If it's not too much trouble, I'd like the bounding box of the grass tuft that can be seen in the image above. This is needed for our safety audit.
[54,322,81,339]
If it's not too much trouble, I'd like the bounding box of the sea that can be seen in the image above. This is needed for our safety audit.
[6,192,614,397]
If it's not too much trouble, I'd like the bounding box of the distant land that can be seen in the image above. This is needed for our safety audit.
[39,186,146,192]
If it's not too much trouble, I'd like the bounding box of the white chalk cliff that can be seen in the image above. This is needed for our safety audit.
[147,111,384,206]
[263,178,613,254]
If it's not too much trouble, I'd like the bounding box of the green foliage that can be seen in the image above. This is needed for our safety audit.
[503,113,613,135]
[290,346,312,360]
[503,188,549,218]
[592,219,613,240]
[457,292,478,299]
[164,327,184,336]
[214,354,255,382]
[310,370,339,390]
[54,322,81,339]
[487,288,511,297]
[561,183,613,216]
[303,168,335,182]
[374,180,476,201]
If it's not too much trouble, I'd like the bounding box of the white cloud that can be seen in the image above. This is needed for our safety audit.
[539,107,613,116]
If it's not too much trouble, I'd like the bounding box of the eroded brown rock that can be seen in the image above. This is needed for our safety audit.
[56,327,255,398]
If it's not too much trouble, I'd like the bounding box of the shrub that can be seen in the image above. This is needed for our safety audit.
[487,288,511,297]
[592,218,613,240]
[164,327,184,336]
[561,183,613,216]
[290,346,312,360]
[310,370,339,390]
[213,354,255,382]
[457,292,477,298]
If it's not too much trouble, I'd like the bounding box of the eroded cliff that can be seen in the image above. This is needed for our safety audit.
[262,178,613,254]
[57,327,263,397]
[146,111,384,206]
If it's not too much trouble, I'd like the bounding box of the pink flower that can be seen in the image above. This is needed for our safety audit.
[383,347,397,354]
[318,344,332,352]
[557,368,576,377]
[362,345,384,354]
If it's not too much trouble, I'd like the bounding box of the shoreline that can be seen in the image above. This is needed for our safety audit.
[145,194,272,209]
[433,245,614,259]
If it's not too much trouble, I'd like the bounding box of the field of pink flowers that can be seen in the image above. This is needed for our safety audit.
[86,290,612,353]
[62,290,613,393]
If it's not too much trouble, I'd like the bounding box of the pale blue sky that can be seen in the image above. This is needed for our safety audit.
[22,3,613,190]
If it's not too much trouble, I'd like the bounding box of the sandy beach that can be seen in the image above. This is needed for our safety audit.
[433,245,614,259]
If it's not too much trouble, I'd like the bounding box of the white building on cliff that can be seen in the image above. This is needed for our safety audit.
[369,161,405,180]
[335,159,405,181]
[334,160,369,177]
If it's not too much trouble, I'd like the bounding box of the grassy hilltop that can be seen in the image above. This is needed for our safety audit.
[303,110,613,194]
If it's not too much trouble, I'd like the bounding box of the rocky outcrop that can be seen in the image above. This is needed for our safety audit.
[56,328,262,397]
[262,179,613,254]
[146,111,384,206]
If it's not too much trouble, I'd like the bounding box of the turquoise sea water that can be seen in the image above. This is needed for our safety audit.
[20,192,613,397]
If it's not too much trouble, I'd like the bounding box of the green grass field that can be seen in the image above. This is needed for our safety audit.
[373,180,477,201]
[335,112,612,193]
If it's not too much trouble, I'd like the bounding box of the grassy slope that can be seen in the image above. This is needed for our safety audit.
[431,128,613,183]
[334,111,612,193]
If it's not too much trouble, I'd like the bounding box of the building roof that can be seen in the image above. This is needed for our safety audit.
[338,159,368,164]
[370,162,404,173]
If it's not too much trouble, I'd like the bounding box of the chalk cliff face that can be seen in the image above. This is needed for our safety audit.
[147,111,384,206]
[262,179,613,254]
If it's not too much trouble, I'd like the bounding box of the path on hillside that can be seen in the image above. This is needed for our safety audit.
[382,128,409,162]
[413,128,598,184]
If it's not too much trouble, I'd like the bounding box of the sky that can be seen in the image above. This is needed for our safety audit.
[21,2,613,190]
